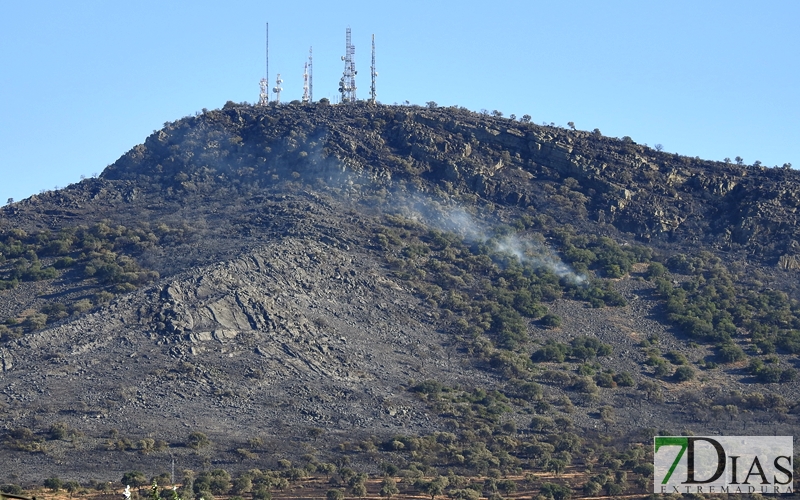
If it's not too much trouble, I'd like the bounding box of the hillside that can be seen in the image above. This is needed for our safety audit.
[0,101,799,497]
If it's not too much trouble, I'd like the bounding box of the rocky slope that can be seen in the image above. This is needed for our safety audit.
[0,102,799,485]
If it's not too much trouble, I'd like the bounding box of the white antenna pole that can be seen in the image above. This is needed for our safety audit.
[273,73,283,104]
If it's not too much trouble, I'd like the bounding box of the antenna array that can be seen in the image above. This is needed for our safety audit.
[257,25,378,105]
[273,74,283,104]
[339,27,357,103]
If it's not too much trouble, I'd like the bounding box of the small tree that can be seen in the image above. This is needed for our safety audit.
[65,481,81,498]
[567,121,575,130]
[326,489,345,500]
[735,156,744,165]
[187,431,211,449]
[654,143,663,151]
[539,482,572,500]
[44,477,63,492]
[521,114,531,123]
[674,365,695,382]
[351,483,367,497]
[540,314,562,329]
[122,471,148,490]
[426,101,438,109]
[379,478,399,498]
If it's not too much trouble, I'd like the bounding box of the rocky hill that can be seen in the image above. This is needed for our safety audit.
[0,102,799,494]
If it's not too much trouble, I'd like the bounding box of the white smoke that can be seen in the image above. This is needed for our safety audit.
[399,195,587,285]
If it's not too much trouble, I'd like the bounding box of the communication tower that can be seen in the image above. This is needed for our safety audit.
[258,23,269,106]
[338,27,357,103]
[302,62,310,103]
[308,47,313,103]
[369,34,377,104]
[273,73,283,104]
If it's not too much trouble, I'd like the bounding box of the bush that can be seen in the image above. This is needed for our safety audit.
[412,380,443,396]
[532,341,568,363]
[48,422,69,440]
[0,485,23,495]
[644,262,667,280]
[539,482,573,500]
[665,351,688,365]
[570,376,598,394]
[674,365,695,382]
[122,471,148,488]
[351,483,367,497]
[44,477,62,491]
[717,343,746,363]
[613,372,635,387]
[540,314,562,329]
[54,256,75,268]
[326,489,345,500]
[187,431,211,449]
[570,336,612,360]
[594,372,616,388]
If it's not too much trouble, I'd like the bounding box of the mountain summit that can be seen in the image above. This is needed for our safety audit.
[0,102,798,491]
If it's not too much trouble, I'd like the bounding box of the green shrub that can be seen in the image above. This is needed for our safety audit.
[532,341,568,362]
[674,365,695,382]
[717,343,746,363]
[570,336,612,360]
[187,431,211,449]
[540,314,562,329]
[613,372,635,387]
[665,351,688,365]
[644,262,667,280]
[44,477,62,491]
[0,484,24,495]
[326,489,345,500]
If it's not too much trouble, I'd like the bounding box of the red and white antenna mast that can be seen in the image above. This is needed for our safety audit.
[302,62,310,103]
[258,23,269,106]
[339,27,357,103]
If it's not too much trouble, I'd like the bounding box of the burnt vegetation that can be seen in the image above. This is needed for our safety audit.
[1,101,799,497]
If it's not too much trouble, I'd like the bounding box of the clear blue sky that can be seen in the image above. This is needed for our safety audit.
[1,1,798,205]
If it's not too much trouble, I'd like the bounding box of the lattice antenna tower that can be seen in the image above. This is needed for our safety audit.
[258,23,269,106]
[308,47,313,103]
[273,73,283,104]
[369,34,377,104]
[339,27,357,103]
[302,62,310,103]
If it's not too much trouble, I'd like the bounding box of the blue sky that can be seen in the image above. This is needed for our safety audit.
[1,1,798,205]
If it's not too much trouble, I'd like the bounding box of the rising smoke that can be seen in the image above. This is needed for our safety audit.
[396,194,587,285]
